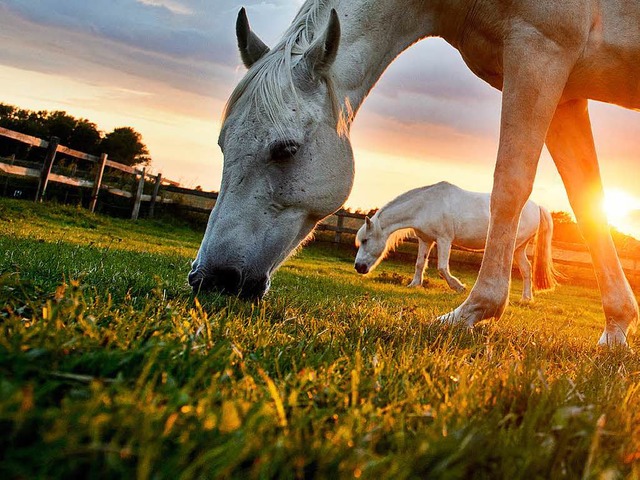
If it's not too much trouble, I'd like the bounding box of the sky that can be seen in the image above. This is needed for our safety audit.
[1,0,640,237]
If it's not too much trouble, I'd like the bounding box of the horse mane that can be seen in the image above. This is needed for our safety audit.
[222,0,343,137]
[383,228,415,257]
[370,185,444,259]
[363,211,415,256]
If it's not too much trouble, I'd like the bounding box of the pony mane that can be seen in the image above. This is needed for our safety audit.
[383,228,415,257]
[361,212,415,255]
[222,0,343,138]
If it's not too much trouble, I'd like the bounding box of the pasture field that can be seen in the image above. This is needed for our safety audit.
[1,198,639,479]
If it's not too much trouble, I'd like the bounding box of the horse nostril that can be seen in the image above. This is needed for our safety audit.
[188,265,269,300]
[239,276,270,301]
[189,266,243,295]
[355,263,369,274]
[209,266,243,294]
[188,269,203,289]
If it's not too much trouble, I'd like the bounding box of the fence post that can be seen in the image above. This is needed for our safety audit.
[2,154,15,196]
[334,212,344,244]
[89,153,108,212]
[148,173,162,218]
[131,168,146,220]
[35,136,59,202]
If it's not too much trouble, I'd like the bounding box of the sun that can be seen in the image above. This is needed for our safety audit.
[602,188,640,232]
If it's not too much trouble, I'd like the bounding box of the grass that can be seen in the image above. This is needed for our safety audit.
[0,197,639,479]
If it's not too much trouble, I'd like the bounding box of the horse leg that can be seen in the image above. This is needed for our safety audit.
[439,36,575,327]
[546,99,638,345]
[409,239,433,287]
[436,239,466,293]
[514,241,533,302]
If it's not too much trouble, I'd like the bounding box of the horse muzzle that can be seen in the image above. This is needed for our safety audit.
[354,262,369,274]
[188,265,270,301]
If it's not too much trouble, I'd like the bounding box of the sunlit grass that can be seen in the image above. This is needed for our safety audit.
[0,198,639,479]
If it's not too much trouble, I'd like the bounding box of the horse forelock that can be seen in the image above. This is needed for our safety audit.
[222,0,343,139]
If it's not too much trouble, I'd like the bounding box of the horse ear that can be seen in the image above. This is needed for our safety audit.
[304,8,341,74]
[365,216,372,230]
[236,7,270,69]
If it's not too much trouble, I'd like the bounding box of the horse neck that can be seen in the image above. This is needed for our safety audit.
[375,199,421,238]
[330,0,472,123]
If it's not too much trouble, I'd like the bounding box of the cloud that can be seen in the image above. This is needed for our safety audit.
[1,1,299,65]
[3,0,227,63]
[0,0,502,138]
[137,0,195,15]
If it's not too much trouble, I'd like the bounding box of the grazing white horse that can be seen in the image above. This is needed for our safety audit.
[354,182,559,301]
[190,0,639,345]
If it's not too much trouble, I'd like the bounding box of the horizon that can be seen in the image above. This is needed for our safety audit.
[1,1,640,238]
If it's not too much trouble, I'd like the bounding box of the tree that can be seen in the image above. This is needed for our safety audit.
[0,104,47,138]
[42,112,102,155]
[551,210,583,244]
[45,111,77,145]
[0,104,46,158]
[0,103,152,166]
[70,119,101,155]
[100,127,150,167]
[551,211,574,224]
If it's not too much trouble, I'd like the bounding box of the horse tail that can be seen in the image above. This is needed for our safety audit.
[532,206,562,291]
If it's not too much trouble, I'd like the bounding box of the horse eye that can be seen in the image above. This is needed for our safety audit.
[361,239,368,245]
[270,140,300,161]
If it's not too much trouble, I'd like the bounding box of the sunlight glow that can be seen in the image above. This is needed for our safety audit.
[603,188,640,237]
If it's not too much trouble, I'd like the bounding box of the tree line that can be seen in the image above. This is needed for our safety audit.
[0,103,150,167]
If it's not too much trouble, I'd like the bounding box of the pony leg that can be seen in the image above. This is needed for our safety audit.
[439,35,576,327]
[546,99,638,346]
[409,240,433,287]
[436,239,466,293]
[514,241,533,302]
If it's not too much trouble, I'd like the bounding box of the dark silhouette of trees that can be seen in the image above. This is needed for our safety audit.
[551,210,582,244]
[46,111,78,147]
[99,127,150,166]
[0,103,151,167]
[70,119,102,154]
[551,210,574,225]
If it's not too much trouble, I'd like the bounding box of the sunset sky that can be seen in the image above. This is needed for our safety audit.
[1,0,640,237]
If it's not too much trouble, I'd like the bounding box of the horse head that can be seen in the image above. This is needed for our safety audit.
[189,8,354,300]
[354,216,387,275]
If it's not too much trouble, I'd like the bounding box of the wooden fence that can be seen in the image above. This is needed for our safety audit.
[0,126,182,219]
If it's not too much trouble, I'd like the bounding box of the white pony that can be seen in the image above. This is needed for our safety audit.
[191,1,639,345]
[354,182,559,302]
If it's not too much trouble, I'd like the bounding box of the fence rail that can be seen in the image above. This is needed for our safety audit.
[0,126,49,148]
[0,126,196,218]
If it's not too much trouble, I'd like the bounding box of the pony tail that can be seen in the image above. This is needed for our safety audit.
[532,206,562,291]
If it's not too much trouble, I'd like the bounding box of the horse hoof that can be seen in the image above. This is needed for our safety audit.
[437,302,494,328]
[597,328,630,348]
[437,310,458,325]
[437,308,473,328]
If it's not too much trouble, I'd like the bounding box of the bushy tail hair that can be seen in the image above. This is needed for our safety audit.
[532,206,563,291]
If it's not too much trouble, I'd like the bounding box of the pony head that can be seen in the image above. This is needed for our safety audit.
[354,216,387,274]
[189,8,354,300]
